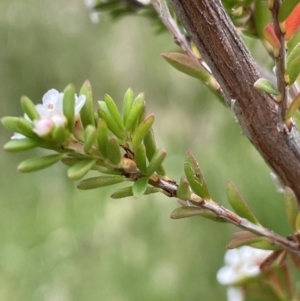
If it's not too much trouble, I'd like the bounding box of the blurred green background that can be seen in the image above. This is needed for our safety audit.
[0,0,293,300]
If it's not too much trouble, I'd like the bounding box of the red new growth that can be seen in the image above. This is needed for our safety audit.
[264,3,300,47]
[285,3,300,40]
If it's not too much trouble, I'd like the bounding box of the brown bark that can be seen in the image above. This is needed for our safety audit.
[169,0,300,203]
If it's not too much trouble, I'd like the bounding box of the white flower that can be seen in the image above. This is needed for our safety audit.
[11,89,86,139]
[217,246,272,286]
[226,287,244,301]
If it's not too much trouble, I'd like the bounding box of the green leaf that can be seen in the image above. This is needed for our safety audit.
[287,43,300,70]
[286,55,300,85]
[176,177,192,200]
[124,99,145,132]
[161,52,211,81]
[52,126,69,144]
[278,0,299,22]
[146,148,166,177]
[63,84,76,132]
[2,117,36,138]
[111,186,162,199]
[144,128,156,162]
[253,78,280,95]
[295,211,300,233]
[132,177,149,198]
[135,143,147,174]
[132,114,154,152]
[286,92,300,119]
[18,153,64,172]
[107,137,122,165]
[98,108,125,140]
[79,80,95,127]
[78,175,129,190]
[226,181,260,225]
[123,88,134,125]
[84,125,97,153]
[284,187,299,231]
[184,151,211,200]
[132,93,144,105]
[227,231,280,250]
[170,207,227,222]
[97,119,109,157]
[21,96,39,121]
[104,94,124,130]
[4,138,42,152]
[253,0,271,40]
[67,158,97,180]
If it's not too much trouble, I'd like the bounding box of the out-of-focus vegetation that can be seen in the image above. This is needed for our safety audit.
[0,0,293,300]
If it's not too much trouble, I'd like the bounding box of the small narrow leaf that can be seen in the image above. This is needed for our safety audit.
[123,88,134,124]
[146,148,166,177]
[286,92,300,119]
[78,176,129,190]
[124,100,145,132]
[132,177,149,198]
[144,128,156,162]
[104,94,124,130]
[132,114,154,152]
[227,231,279,250]
[284,187,299,231]
[263,24,281,48]
[106,137,122,165]
[79,80,95,127]
[279,0,299,22]
[4,138,42,152]
[170,207,226,222]
[84,125,97,153]
[21,96,39,121]
[295,211,300,233]
[52,126,69,144]
[226,181,260,225]
[176,176,192,200]
[135,143,147,174]
[67,158,97,180]
[97,119,109,157]
[184,151,211,200]
[285,3,300,40]
[286,55,300,85]
[63,84,76,132]
[287,42,300,70]
[2,117,36,138]
[161,52,212,82]
[254,78,280,95]
[98,109,125,140]
[133,93,144,105]
[17,153,64,172]
[111,186,161,199]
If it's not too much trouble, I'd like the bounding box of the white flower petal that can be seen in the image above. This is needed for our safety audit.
[11,133,26,140]
[33,119,54,137]
[226,287,244,301]
[217,266,241,285]
[51,114,67,127]
[74,94,86,115]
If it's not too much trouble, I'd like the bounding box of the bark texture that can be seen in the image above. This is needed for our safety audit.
[169,0,300,202]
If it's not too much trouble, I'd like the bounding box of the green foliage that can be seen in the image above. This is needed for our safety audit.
[184,151,211,201]
[226,181,260,225]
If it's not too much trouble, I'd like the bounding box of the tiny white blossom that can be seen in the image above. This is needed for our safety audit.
[11,89,86,139]
[217,246,272,286]
[33,119,54,137]
[226,287,244,301]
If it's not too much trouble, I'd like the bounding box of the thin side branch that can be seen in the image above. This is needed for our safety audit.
[149,175,300,254]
